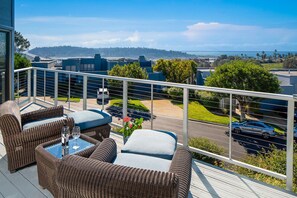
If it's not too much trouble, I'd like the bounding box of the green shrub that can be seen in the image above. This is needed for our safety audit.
[195,90,219,110]
[234,145,297,193]
[167,87,183,99]
[189,137,225,167]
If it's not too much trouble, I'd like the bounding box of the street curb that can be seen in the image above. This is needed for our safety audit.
[188,118,228,127]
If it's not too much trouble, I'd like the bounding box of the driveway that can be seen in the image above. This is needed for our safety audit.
[141,99,183,119]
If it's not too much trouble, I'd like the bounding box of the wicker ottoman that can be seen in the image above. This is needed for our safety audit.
[68,109,112,141]
[35,134,99,197]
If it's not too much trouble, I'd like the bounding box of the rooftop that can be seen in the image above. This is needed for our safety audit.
[0,102,296,198]
[271,70,297,76]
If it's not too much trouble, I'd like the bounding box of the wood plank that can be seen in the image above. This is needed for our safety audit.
[0,160,47,198]
[0,171,25,198]
[0,143,6,159]
[18,165,53,198]
[194,161,296,198]
[189,185,218,198]
[191,169,250,198]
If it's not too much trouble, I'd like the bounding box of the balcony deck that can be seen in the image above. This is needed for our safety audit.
[0,103,296,198]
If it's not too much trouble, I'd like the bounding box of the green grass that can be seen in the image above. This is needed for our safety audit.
[177,101,238,125]
[56,97,80,103]
[110,99,149,112]
[267,123,285,135]
[262,63,283,70]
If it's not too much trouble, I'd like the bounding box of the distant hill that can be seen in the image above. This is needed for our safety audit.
[29,46,196,59]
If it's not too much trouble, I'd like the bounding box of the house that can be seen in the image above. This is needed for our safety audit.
[271,70,297,95]
[31,56,57,69]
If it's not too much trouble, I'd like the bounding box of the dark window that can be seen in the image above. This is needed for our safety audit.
[0,31,8,103]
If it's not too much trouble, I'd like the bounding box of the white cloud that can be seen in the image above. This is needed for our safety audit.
[183,22,297,50]
[26,31,158,48]
[20,18,297,51]
[125,31,140,43]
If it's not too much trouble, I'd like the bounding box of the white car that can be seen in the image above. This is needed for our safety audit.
[97,88,110,105]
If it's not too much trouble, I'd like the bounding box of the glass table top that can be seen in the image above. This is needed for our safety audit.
[45,138,95,159]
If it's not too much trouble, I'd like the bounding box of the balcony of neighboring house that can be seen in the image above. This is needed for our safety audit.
[0,67,296,197]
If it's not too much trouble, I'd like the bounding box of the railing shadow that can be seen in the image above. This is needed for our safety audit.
[191,161,220,197]
[106,106,155,121]
[225,131,286,155]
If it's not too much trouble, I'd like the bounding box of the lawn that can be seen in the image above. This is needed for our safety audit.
[110,99,149,112]
[262,63,283,70]
[267,123,285,135]
[55,97,81,102]
[177,101,238,125]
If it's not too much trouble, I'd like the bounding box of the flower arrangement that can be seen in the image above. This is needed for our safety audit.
[120,116,144,138]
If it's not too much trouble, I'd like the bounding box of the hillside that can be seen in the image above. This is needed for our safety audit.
[29,46,196,59]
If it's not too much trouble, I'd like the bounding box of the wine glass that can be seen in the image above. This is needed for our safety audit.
[72,126,81,150]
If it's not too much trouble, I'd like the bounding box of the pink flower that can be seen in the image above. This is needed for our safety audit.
[123,116,131,123]
[129,123,133,128]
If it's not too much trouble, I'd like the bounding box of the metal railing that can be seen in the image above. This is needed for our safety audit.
[14,67,296,191]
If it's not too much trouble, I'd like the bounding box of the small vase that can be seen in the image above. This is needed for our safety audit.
[123,136,130,144]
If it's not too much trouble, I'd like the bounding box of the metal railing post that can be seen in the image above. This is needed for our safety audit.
[54,72,58,107]
[150,84,154,130]
[183,88,189,147]
[123,81,128,125]
[102,78,105,110]
[44,70,46,101]
[229,94,233,160]
[286,100,294,191]
[17,71,19,104]
[68,74,71,110]
[83,75,87,110]
[33,69,37,102]
[27,70,31,102]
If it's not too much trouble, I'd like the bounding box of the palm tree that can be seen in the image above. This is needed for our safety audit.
[256,53,260,60]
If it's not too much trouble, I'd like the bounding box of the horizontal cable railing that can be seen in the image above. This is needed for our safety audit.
[14,67,296,191]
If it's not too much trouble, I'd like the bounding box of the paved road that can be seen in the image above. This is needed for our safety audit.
[104,105,288,161]
[143,116,287,160]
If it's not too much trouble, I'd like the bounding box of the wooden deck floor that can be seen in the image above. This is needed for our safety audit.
[0,103,296,198]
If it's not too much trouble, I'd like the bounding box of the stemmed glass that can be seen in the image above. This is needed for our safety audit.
[72,126,81,150]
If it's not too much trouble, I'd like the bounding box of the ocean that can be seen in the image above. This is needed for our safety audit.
[185,51,297,58]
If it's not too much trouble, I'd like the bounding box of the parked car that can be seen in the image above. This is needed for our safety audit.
[230,120,276,139]
[97,88,110,105]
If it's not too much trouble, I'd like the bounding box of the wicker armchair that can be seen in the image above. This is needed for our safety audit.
[56,138,192,198]
[0,101,74,172]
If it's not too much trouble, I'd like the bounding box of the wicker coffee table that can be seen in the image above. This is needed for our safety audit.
[35,134,99,197]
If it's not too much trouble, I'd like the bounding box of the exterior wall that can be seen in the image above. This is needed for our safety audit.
[62,59,80,71]
[62,54,108,72]
[148,72,165,81]
[196,70,212,85]
[276,74,297,95]
[31,61,56,69]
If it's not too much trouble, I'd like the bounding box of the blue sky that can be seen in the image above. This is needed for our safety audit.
[15,0,297,51]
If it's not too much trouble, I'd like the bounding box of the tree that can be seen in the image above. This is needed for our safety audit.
[14,53,31,70]
[256,53,260,60]
[15,31,30,52]
[153,59,197,84]
[108,62,148,88]
[283,56,297,69]
[261,51,267,61]
[273,49,278,61]
[212,55,241,67]
[205,60,280,121]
